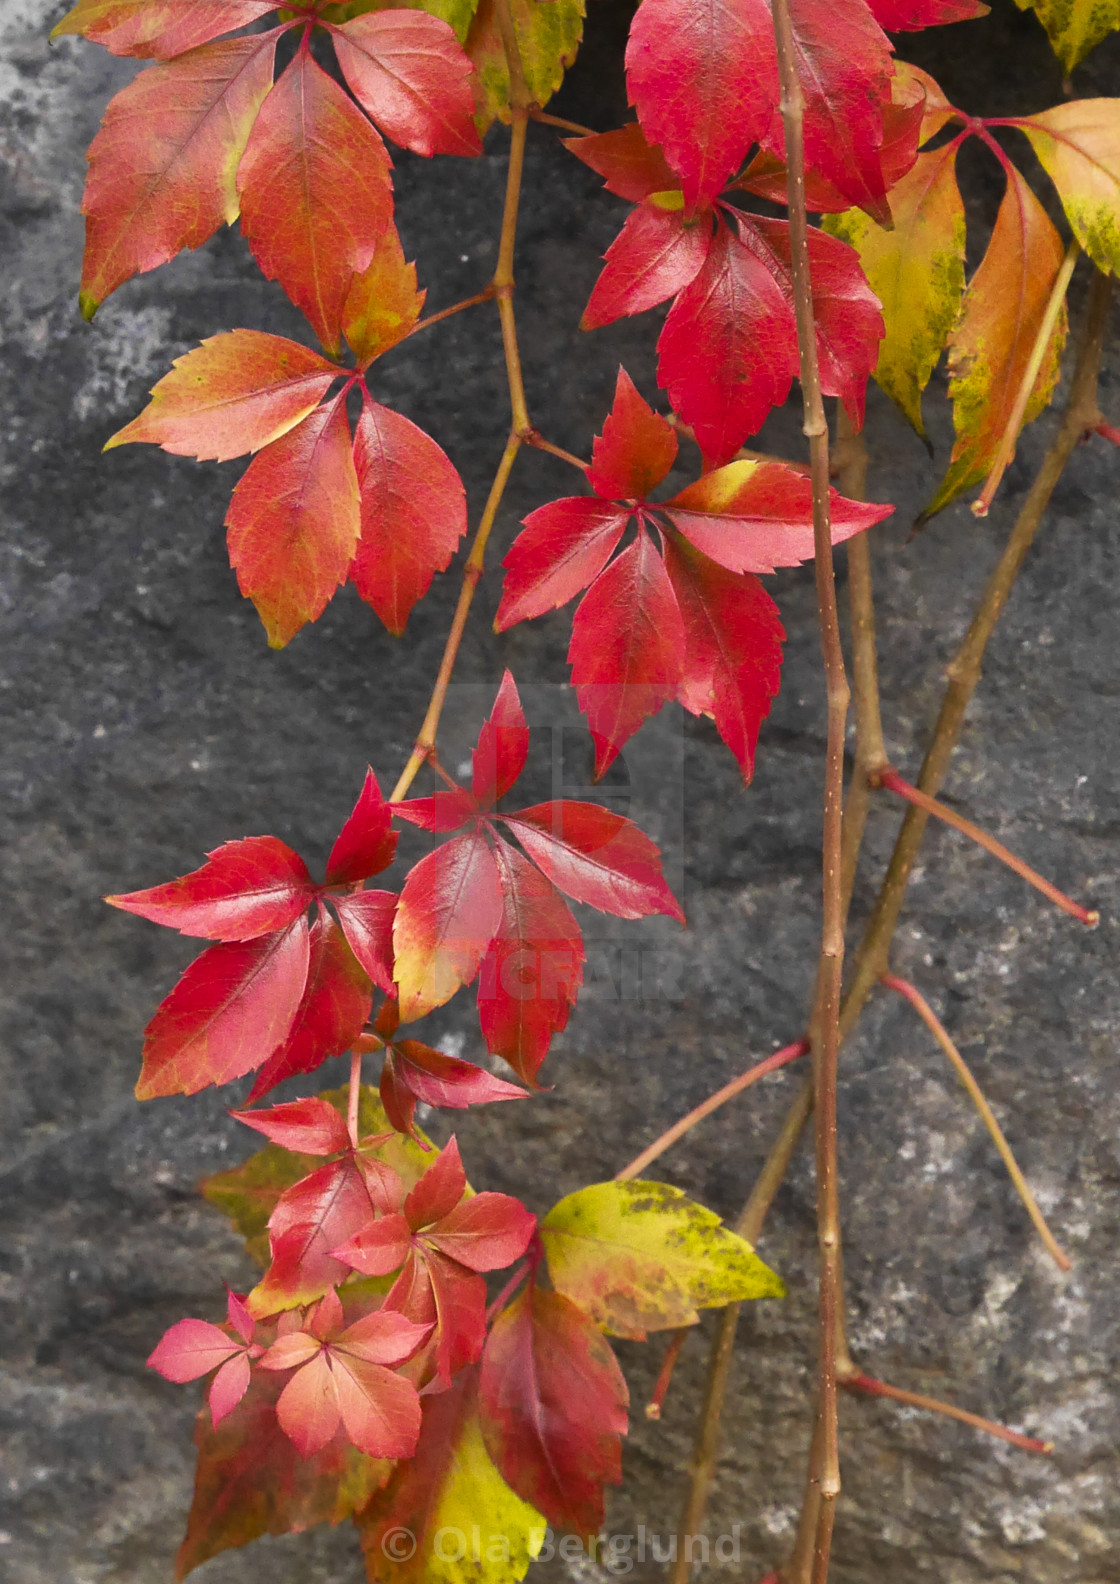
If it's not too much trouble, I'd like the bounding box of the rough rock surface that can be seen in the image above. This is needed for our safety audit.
[1,4,1118,1582]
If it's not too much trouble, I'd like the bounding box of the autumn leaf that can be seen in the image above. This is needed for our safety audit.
[563,122,679,204]
[380,1037,527,1140]
[333,9,482,157]
[149,1291,260,1427]
[922,162,1067,521]
[825,139,966,436]
[479,1283,629,1536]
[53,0,278,61]
[79,34,277,317]
[465,0,584,132]
[225,396,361,649]
[176,1365,391,1579]
[1012,0,1120,71]
[358,1367,546,1584]
[236,48,394,355]
[105,330,342,463]
[1018,101,1120,278]
[342,224,427,366]
[540,1179,784,1338]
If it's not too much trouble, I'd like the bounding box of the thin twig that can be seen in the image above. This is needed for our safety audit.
[876,769,1098,926]
[524,430,590,470]
[347,1048,362,1149]
[411,288,495,337]
[973,240,1080,518]
[616,1040,809,1182]
[646,1327,689,1419]
[843,1371,1053,1454]
[882,974,1072,1271]
[772,1,847,1570]
[531,108,597,137]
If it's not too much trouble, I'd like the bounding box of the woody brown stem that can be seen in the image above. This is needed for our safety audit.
[772,2,847,1571]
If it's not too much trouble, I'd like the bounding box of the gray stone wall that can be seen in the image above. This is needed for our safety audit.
[1,3,1117,1581]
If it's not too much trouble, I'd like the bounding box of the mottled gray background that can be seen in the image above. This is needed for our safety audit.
[2,2,1118,1581]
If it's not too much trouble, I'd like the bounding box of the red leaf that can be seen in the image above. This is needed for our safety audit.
[587,367,678,502]
[246,913,372,1103]
[404,1136,468,1228]
[208,1352,252,1425]
[381,1040,527,1136]
[581,201,712,331]
[326,769,398,886]
[663,459,893,574]
[494,497,631,630]
[333,1213,413,1277]
[472,670,529,808]
[479,1284,628,1536]
[333,11,481,159]
[423,1191,537,1272]
[79,34,277,316]
[136,918,310,1099]
[106,836,314,941]
[566,529,685,778]
[625,0,777,208]
[663,535,785,781]
[250,1154,399,1314]
[226,397,361,649]
[761,0,895,226]
[866,0,988,26]
[351,400,467,635]
[105,330,340,463]
[393,832,504,1021]
[53,0,279,60]
[564,122,679,202]
[270,1344,419,1463]
[748,216,884,433]
[332,891,398,994]
[477,837,584,1085]
[229,1097,353,1156]
[391,788,478,833]
[505,802,683,921]
[148,1318,241,1382]
[236,50,393,354]
[658,221,798,467]
[420,1250,489,1383]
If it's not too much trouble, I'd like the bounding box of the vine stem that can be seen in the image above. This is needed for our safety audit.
[411,288,495,337]
[772,0,848,1570]
[842,1372,1053,1454]
[972,239,1080,518]
[615,1039,810,1182]
[882,973,1072,1270]
[390,1,535,803]
[347,1047,362,1149]
[668,271,1113,1584]
[876,769,1098,926]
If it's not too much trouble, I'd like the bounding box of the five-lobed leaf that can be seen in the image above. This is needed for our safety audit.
[540,1179,785,1338]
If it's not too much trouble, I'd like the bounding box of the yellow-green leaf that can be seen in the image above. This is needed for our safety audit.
[360,1369,545,1584]
[343,223,426,365]
[539,1179,784,1339]
[201,1084,433,1264]
[465,0,585,133]
[826,140,965,436]
[1020,100,1120,278]
[922,162,1067,523]
[1013,0,1120,71]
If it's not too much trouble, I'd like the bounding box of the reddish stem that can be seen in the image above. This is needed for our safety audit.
[843,1371,1053,1455]
[1093,419,1120,447]
[875,769,1098,926]
[646,1329,689,1420]
[486,1262,529,1322]
[347,1047,362,1149]
[616,1040,810,1181]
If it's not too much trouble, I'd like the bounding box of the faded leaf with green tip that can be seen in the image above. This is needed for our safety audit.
[826,140,965,436]
[539,1179,784,1339]
[359,1367,545,1584]
[1019,100,1120,278]
[1012,0,1120,71]
[201,1084,433,1264]
[921,163,1067,523]
[465,0,585,132]
[343,223,426,365]
[177,1368,391,1579]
